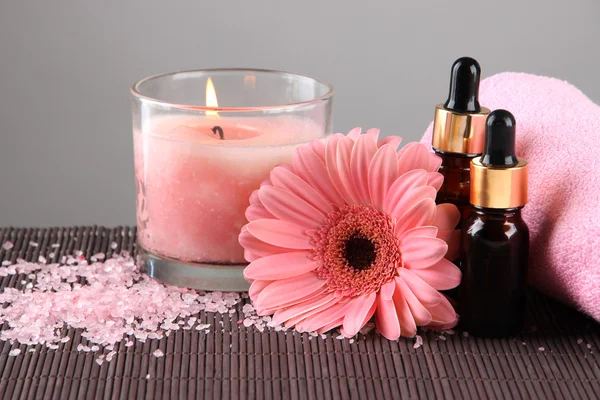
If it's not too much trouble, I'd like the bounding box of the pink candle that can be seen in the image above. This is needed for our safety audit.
[134,117,325,263]
[132,69,333,290]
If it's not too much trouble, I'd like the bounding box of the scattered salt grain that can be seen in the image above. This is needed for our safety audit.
[146,374,150,380]
[9,349,21,356]
[587,344,592,349]
[2,241,14,251]
[462,332,469,337]
[51,243,60,248]
[95,358,104,366]
[93,253,105,260]
[522,342,526,346]
[153,349,164,358]
[60,336,70,343]
[243,318,253,328]
[538,347,545,351]
[413,335,424,349]
[29,241,39,248]
[48,344,59,350]
[105,351,117,362]
[110,242,118,250]
[336,334,345,340]
[444,329,455,335]
[48,252,56,259]
[438,335,446,341]
[125,340,134,347]
[2,260,11,266]
[90,345,99,352]
[74,250,83,257]
[196,324,210,331]
[28,348,35,353]
[349,339,355,344]
[38,256,46,264]
[577,338,583,344]
[77,344,84,351]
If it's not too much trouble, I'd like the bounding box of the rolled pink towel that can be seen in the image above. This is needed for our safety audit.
[421,72,600,321]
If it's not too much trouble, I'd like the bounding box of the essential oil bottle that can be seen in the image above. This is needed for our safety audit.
[432,57,490,226]
[458,109,529,338]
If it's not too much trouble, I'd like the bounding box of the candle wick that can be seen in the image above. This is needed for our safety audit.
[211,126,224,140]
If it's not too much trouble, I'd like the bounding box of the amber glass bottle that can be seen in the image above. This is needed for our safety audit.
[432,57,490,229]
[458,110,529,337]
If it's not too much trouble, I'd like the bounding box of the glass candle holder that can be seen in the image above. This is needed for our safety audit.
[131,69,334,291]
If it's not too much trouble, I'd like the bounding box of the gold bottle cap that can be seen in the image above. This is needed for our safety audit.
[470,157,528,209]
[432,105,490,154]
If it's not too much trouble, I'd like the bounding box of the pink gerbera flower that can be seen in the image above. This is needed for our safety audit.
[239,128,461,340]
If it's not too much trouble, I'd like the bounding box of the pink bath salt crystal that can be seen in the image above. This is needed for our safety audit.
[28,348,35,353]
[462,332,469,337]
[196,324,210,331]
[2,260,11,266]
[110,242,118,250]
[51,243,60,248]
[60,336,70,343]
[93,253,105,260]
[438,335,447,341]
[146,374,150,380]
[538,347,545,351]
[8,348,21,356]
[95,358,104,366]
[587,344,592,349]
[237,319,243,324]
[38,256,47,264]
[90,345,99,351]
[105,350,117,362]
[413,335,424,349]
[349,339,355,344]
[243,319,253,328]
[2,241,14,251]
[577,338,583,344]
[77,344,84,351]
[74,250,83,257]
[29,241,39,248]
[48,344,59,350]
[152,349,164,358]
[6,265,16,275]
[125,340,134,347]
[336,334,345,340]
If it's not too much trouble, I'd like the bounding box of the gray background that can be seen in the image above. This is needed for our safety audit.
[1,0,599,227]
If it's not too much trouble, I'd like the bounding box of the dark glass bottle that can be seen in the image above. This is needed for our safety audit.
[434,150,473,228]
[459,109,529,337]
[431,57,489,228]
[459,207,529,337]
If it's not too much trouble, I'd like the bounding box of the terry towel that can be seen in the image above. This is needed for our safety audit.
[421,72,600,321]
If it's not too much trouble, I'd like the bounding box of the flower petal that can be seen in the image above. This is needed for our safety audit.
[249,279,271,301]
[297,301,351,332]
[399,269,442,306]
[271,292,337,326]
[388,186,438,220]
[428,152,442,172]
[394,199,436,237]
[316,317,344,334]
[246,220,312,249]
[347,127,362,140]
[368,144,398,209]
[259,186,325,228]
[375,295,400,340]
[380,280,396,300]
[378,135,403,150]
[244,251,317,280]
[364,128,380,143]
[293,142,344,206]
[326,135,355,204]
[350,134,378,204]
[336,136,362,203]
[261,286,329,316]
[398,226,438,241]
[310,139,327,162]
[269,166,334,215]
[433,203,461,231]
[401,236,448,269]
[249,190,260,205]
[255,272,326,310]
[245,205,274,221]
[437,229,460,260]
[392,287,417,337]
[410,258,461,290]
[239,228,294,259]
[382,169,429,214]
[395,277,432,325]
[427,172,444,191]
[397,142,431,176]
[426,295,458,330]
[342,292,377,337]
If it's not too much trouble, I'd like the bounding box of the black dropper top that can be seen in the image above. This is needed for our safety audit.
[481,109,519,167]
[444,57,482,113]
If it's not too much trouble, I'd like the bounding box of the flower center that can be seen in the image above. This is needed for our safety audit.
[311,205,402,298]
[344,234,376,271]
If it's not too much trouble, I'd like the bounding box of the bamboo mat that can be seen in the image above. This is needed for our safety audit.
[0,227,598,400]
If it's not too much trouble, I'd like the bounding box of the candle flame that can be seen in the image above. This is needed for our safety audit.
[206,77,218,117]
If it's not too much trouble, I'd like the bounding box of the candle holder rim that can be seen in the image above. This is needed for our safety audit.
[131,68,334,113]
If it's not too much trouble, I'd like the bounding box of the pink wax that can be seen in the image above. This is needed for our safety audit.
[134,116,326,264]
